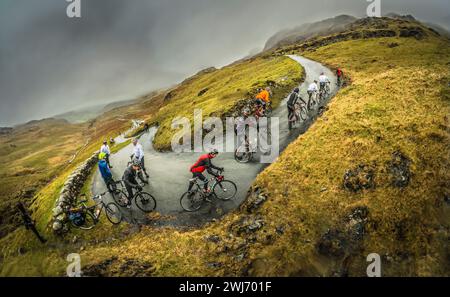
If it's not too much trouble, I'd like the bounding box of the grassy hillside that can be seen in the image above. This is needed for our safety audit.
[1,17,447,277]
[247,25,450,275]
[0,55,303,276]
[139,56,303,151]
[0,119,86,238]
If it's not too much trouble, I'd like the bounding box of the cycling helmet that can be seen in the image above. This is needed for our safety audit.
[209,149,219,156]
[98,152,106,160]
[131,157,141,167]
[294,87,299,93]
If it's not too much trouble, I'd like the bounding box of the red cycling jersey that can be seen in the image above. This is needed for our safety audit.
[190,154,212,173]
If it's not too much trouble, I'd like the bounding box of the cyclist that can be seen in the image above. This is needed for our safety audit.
[236,107,255,150]
[188,150,224,195]
[121,159,146,205]
[319,72,330,94]
[307,80,319,106]
[132,138,149,178]
[336,68,344,86]
[287,88,304,129]
[100,140,112,168]
[98,152,115,192]
[255,87,271,113]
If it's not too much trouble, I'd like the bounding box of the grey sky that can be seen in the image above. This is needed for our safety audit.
[0,0,449,126]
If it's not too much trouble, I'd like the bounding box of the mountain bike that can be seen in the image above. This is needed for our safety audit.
[68,192,122,230]
[111,180,157,213]
[180,169,237,212]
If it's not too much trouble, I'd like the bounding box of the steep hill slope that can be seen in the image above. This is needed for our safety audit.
[251,18,450,276]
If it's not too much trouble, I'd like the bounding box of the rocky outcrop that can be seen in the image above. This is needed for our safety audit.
[52,152,99,233]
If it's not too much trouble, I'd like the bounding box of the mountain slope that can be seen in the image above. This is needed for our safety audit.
[251,19,450,276]
[264,15,357,51]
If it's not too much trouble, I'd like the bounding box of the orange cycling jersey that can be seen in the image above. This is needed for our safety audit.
[256,90,270,103]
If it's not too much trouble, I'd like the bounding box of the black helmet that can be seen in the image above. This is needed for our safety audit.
[131,157,141,167]
[294,87,299,93]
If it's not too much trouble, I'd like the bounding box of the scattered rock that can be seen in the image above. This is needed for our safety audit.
[197,88,209,97]
[345,206,369,241]
[245,187,268,213]
[276,225,285,235]
[206,262,222,269]
[343,164,375,192]
[230,216,265,235]
[205,235,221,243]
[317,229,348,257]
[387,150,411,188]
[387,42,399,48]
[399,27,426,40]
[18,247,27,255]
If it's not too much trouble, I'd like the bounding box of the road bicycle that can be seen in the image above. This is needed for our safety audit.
[234,134,258,163]
[111,180,157,213]
[319,82,331,101]
[68,192,122,230]
[180,169,237,212]
[307,91,318,111]
[288,100,308,130]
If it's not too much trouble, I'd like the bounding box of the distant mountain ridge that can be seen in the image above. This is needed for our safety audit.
[264,13,449,51]
[263,15,358,50]
[53,98,141,124]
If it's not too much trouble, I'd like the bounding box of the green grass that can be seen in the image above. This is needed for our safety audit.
[145,56,303,150]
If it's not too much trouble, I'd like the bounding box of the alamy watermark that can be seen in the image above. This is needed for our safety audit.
[171,109,280,164]
[366,253,382,277]
[66,253,82,277]
[66,0,81,18]
[366,0,381,18]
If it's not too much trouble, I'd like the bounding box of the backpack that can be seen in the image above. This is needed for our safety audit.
[69,212,85,226]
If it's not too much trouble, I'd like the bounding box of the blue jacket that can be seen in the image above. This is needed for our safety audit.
[98,160,112,180]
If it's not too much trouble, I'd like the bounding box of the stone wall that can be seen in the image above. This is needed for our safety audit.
[52,152,99,233]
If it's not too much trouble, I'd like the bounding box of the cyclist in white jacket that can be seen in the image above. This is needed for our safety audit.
[307,80,319,104]
[318,72,330,93]
[132,138,149,178]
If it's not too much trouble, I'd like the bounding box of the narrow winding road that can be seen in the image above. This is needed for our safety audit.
[91,55,338,227]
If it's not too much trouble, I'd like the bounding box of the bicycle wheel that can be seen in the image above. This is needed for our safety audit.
[105,203,122,225]
[299,105,308,121]
[180,190,203,212]
[71,211,96,230]
[234,146,253,163]
[111,189,129,207]
[135,192,157,213]
[213,180,237,201]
